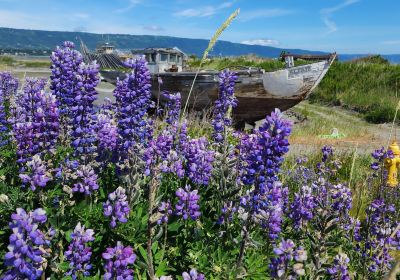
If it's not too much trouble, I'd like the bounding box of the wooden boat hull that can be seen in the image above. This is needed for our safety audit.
[100,58,334,123]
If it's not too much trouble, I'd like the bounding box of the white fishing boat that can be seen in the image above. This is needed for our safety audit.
[81,42,336,125]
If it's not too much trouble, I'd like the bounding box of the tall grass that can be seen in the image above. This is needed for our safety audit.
[310,60,400,123]
[0,55,51,68]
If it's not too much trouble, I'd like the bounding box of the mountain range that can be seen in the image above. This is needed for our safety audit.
[1,27,399,63]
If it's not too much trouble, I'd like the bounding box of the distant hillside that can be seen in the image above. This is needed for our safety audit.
[0,27,325,58]
[0,27,399,63]
[339,54,400,64]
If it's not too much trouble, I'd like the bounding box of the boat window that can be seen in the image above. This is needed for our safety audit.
[145,54,151,62]
[177,55,182,64]
[160,53,168,62]
[170,54,177,63]
[151,53,157,63]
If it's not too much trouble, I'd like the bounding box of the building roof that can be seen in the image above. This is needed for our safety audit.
[131,47,187,57]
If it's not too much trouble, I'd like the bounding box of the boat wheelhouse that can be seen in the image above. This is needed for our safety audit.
[131,47,188,73]
[95,42,115,54]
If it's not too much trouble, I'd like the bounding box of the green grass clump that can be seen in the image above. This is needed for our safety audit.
[0,56,15,66]
[22,60,51,68]
[0,55,50,68]
[309,61,400,123]
[189,56,286,72]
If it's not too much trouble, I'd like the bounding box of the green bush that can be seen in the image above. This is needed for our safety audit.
[0,56,15,66]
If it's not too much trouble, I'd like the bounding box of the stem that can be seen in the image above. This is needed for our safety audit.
[146,178,157,280]
[159,223,168,264]
[181,61,203,119]
[236,220,250,269]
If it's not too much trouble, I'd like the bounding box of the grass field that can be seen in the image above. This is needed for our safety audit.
[0,55,51,69]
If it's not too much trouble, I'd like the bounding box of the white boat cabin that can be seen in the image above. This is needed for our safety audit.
[96,42,115,54]
[131,47,187,73]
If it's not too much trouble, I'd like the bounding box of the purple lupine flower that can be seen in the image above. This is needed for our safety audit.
[239,109,292,237]
[371,147,385,171]
[19,154,52,190]
[50,41,84,116]
[241,109,292,189]
[143,131,173,176]
[102,241,136,280]
[71,164,99,195]
[103,187,130,228]
[351,199,398,275]
[2,208,54,280]
[0,72,18,100]
[184,137,214,185]
[96,113,118,152]
[17,78,47,118]
[217,201,237,225]
[269,239,307,278]
[12,78,47,164]
[12,121,34,164]
[144,129,185,178]
[162,91,181,125]
[114,56,153,152]
[32,91,59,153]
[179,120,188,149]
[241,181,288,239]
[321,145,333,162]
[316,145,338,173]
[162,150,185,178]
[327,253,351,280]
[12,79,59,166]
[351,217,362,242]
[175,185,201,221]
[0,87,7,146]
[182,268,205,280]
[157,200,173,224]
[70,62,99,157]
[100,97,115,113]
[142,119,187,177]
[0,72,18,147]
[65,222,95,279]
[330,183,352,212]
[289,185,315,229]
[212,70,237,143]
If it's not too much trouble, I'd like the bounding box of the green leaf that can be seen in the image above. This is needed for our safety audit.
[152,241,158,254]
[138,245,147,260]
[65,230,72,242]
[155,260,168,276]
[57,262,70,272]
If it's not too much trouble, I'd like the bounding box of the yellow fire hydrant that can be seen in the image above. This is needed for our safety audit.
[385,141,400,187]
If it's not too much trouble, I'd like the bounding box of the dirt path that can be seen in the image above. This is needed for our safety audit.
[285,101,399,155]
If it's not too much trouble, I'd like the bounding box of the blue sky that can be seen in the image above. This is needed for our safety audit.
[0,0,399,54]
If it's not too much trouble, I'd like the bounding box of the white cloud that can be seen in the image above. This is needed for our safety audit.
[73,26,87,32]
[239,8,293,22]
[73,13,89,19]
[241,39,279,46]
[382,40,400,45]
[114,0,141,13]
[173,2,232,18]
[143,25,164,32]
[0,9,144,35]
[0,9,45,30]
[320,0,360,34]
